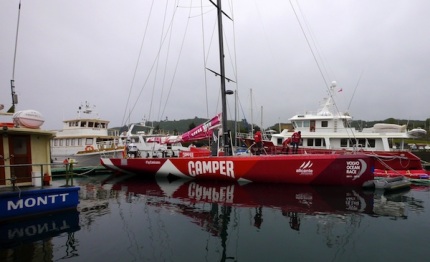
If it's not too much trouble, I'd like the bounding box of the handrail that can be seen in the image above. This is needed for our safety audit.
[0,163,49,190]
[1,162,76,190]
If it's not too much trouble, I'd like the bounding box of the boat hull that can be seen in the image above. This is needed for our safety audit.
[51,149,123,172]
[0,186,80,222]
[101,154,374,186]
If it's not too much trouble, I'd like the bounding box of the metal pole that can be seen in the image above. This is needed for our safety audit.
[216,0,230,156]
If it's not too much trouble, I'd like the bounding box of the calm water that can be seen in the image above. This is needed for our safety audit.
[1,173,429,262]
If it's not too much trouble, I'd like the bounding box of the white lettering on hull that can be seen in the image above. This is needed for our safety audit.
[188,161,235,178]
[7,193,70,211]
[346,159,367,180]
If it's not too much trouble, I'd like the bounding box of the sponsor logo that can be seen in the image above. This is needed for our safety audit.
[145,160,161,165]
[7,193,70,211]
[188,182,234,203]
[296,161,314,176]
[188,160,235,178]
[181,152,194,157]
[346,160,367,180]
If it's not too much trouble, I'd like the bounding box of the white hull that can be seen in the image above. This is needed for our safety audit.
[52,149,124,168]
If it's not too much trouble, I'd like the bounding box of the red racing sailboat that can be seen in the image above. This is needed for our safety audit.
[101,0,375,186]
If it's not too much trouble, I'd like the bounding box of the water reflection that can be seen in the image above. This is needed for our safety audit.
[0,209,80,260]
[2,175,427,261]
[106,177,424,261]
[109,177,382,231]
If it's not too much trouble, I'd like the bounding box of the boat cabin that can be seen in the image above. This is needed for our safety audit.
[1,119,54,187]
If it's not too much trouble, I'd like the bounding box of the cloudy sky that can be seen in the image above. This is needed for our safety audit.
[1,0,429,130]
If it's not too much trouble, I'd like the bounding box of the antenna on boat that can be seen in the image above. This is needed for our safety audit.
[8,0,22,114]
[347,70,364,112]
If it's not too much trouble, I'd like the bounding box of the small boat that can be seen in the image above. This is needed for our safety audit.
[119,119,190,159]
[12,109,44,128]
[363,176,411,191]
[1,108,80,223]
[408,128,427,138]
[50,102,125,174]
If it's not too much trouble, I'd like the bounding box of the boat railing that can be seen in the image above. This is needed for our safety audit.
[124,148,180,159]
[96,140,124,150]
[0,163,53,191]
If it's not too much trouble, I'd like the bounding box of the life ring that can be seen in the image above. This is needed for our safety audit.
[85,145,94,151]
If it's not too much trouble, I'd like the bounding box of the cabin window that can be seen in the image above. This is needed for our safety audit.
[294,121,302,127]
[291,121,298,129]
[303,120,310,127]
[66,139,70,146]
[53,139,58,146]
[85,138,93,145]
[80,121,85,127]
[358,139,366,148]
[88,122,94,128]
[71,139,76,146]
[308,138,325,147]
[367,139,376,148]
[12,136,28,154]
[321,121,328,127]
[341,138,348,147]
[277,138,283,146]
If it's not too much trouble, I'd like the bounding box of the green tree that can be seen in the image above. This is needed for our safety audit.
[188,122,196,131]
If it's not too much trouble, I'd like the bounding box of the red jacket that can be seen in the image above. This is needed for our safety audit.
[254,131,262,143]
[282,137,291,147]
[291,132,301,143]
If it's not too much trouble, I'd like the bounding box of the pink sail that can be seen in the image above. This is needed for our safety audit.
[179,113,221,143]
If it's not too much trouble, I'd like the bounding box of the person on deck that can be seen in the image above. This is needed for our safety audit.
[291,131,301,154]
[254,130,263,155]
[282,137,292,154]
[127,142,139,158]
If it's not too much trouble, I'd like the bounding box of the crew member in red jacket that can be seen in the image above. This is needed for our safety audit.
[282,137,291,154]
[291,131,301,154]
[254,130,262,155]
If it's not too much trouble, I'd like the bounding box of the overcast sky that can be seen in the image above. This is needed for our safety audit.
[1,0,429,130]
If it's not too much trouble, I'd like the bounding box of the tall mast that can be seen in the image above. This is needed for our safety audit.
[210,0,230,155]
[8,0,22,113]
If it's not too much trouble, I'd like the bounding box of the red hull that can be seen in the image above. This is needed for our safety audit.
[242,139,425,169]
[101,153,374,186]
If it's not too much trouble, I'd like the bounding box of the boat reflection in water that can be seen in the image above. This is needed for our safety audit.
[111,177,379,232]
[3,175,424,261]
[0,209,80,250]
